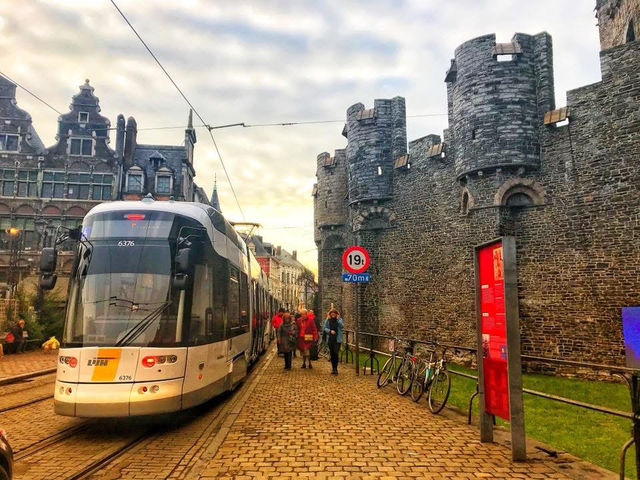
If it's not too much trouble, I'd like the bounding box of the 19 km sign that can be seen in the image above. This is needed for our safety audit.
[342,246,370,274]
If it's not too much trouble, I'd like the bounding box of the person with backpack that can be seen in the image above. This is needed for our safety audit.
[323,308,344,375]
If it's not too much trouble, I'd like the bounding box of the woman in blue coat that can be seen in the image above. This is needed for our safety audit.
[323,308,344,375]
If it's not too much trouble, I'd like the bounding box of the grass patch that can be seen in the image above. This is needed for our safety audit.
[349,352,636,478]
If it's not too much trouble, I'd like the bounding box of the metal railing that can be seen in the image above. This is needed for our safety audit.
[343,329,640,480]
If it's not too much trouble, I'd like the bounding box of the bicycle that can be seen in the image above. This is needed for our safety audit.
[377,339,416,395]
[410,348,436,402]
[318,340,329,359]
[426,348,451,414]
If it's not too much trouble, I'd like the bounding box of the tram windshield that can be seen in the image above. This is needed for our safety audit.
[62,210,197,348]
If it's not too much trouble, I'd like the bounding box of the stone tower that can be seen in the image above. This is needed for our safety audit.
[595,0,640,50]
[445,33,554,181]
[345,97,407,204]
[314,149,348,316]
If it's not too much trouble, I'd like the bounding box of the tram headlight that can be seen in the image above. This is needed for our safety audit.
[151,385,160,393]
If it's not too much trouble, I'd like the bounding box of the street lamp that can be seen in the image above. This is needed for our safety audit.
[33,219,50,317]
[5,226,22,298]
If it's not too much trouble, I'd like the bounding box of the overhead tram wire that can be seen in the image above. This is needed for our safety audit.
[106,113,448,132]
[109,0,245,220]
[0,71,63,115]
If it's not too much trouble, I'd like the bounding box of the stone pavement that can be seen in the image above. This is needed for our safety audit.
[0,350,57,379]
[198,350,613,480]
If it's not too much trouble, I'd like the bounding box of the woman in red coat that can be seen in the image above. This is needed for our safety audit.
[297,309,318,369]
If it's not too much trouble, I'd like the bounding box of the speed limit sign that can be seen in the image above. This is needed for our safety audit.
[342,246,370,274]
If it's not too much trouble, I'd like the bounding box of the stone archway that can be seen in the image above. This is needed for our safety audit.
[494,178,545,207]
[352,206,396,232]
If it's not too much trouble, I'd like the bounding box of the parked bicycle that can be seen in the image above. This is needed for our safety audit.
[377,339,416,395]
[318,340,329,359]
[411,347,450,414]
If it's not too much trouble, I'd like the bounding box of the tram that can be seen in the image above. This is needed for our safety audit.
[41,198,278,417]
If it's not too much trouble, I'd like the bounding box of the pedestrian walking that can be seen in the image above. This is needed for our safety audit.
[323,308,344,375]
[278,310,297,370]
[297,309,318,369]
[272,308,284,355]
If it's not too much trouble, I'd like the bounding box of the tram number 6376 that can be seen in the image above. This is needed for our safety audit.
[117,240,135,247]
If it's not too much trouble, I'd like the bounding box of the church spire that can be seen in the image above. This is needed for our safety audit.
[210,174,221,212]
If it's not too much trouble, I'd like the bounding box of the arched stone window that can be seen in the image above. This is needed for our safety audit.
[460,188,474,215]
[505,192,534,207]
[494,178,545,207]
[627,20,636,43]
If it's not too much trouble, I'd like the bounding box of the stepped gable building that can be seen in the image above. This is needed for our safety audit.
[314,0,640,365]
[0,78,209,297]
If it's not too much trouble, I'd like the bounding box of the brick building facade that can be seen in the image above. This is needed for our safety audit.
[0,78,208,301]
[314,1,640,364]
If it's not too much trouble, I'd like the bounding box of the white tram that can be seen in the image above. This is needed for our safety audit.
[43,199,278,417]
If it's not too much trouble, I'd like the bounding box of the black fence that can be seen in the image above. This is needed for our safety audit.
[340,329,640,480]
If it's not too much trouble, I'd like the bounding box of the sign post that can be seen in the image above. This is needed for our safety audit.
[474,236,526,461]
[342,246,371,377]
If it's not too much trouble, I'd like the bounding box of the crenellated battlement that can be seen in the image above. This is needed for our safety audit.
[314,1,640,367]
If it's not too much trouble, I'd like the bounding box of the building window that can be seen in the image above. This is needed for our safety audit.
[92,174,113,200]
[42,171,66,198]
[67,172,92,200]
[0,134,19,152]
[126,170,144,193]
[1,169,15,197]
[461,191,470,215]
[78,112,89,123]
[69,138,93,156]
[17,170,38,197]
[155,174,172,194]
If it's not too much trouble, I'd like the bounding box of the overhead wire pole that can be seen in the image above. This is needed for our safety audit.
[109,0,245,220]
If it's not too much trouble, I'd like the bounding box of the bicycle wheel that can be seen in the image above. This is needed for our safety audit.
[396,357,414,396]
[377,355,395,388]
[410,362,426,402]
[428,369,451,414]
[319,342,329,358]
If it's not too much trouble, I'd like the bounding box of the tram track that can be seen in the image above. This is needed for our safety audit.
[65,430,154,480]
[14,422,92,460]
[0,368,57,387]
[0,394,54,413]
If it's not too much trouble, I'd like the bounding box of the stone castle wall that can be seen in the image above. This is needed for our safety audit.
[314,25,640,365]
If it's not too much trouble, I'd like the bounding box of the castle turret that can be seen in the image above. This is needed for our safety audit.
[596,0,640,50]
[314,149,348,234]
[344,97,407,205]
[446,33,554,179]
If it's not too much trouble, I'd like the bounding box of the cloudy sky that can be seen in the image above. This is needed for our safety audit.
[0,0,602,274]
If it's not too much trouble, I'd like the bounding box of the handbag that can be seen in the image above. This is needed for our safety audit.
[304,334,313,341]
[4,332,15,343]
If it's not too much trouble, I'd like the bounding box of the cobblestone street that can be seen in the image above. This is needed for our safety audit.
[0,347,620,479]
[197,350,612,480]
[0,351,57,380]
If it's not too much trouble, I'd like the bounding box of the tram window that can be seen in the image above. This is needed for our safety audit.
[212,254,228,342]
[239,272,249,334]
[188,264,213,345]
[228,266,240,335]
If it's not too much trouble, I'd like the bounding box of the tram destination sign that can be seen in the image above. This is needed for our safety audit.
[342,272,370,283]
